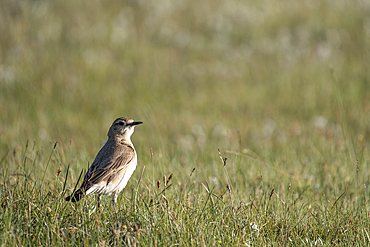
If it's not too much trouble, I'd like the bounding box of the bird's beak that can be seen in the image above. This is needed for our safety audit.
[128,121,143,126]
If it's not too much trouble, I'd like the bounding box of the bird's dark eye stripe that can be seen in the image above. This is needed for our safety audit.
[117,122,124,126]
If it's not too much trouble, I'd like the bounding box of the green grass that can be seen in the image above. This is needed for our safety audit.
[1,0,370,245]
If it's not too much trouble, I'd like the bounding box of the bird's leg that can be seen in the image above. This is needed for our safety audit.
[113,194,119,228]
[97,195,101,209]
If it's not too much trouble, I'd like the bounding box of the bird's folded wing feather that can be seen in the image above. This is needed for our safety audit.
[81,145,135,191]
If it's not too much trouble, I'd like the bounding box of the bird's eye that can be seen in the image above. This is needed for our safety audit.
[118,122,124,126]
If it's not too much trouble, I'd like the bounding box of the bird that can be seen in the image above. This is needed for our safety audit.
[65,117,142,226]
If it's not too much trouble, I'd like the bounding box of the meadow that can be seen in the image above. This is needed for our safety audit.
[1,0,370,245]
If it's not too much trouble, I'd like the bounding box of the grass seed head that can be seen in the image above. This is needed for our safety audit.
[57,167,62,177]
[269,189,274,200]
[226,184,231,193]
[166,174,173,184]
[190,168,196,176]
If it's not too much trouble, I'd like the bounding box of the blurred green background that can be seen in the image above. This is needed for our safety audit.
[1,0,369,189]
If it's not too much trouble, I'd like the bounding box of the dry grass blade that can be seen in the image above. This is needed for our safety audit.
[218,148,227,166]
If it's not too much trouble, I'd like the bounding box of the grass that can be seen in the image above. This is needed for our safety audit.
[1,0,370,245]
[1,142,369,246]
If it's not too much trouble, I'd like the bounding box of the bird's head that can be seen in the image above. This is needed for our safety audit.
[108,117,143,139]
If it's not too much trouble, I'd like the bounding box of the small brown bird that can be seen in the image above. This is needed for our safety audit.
[66,117,142,226]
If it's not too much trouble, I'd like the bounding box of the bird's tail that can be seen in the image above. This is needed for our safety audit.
[65,189,85,202]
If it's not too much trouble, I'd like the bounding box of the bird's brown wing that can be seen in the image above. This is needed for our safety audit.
[80,144,135,192]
